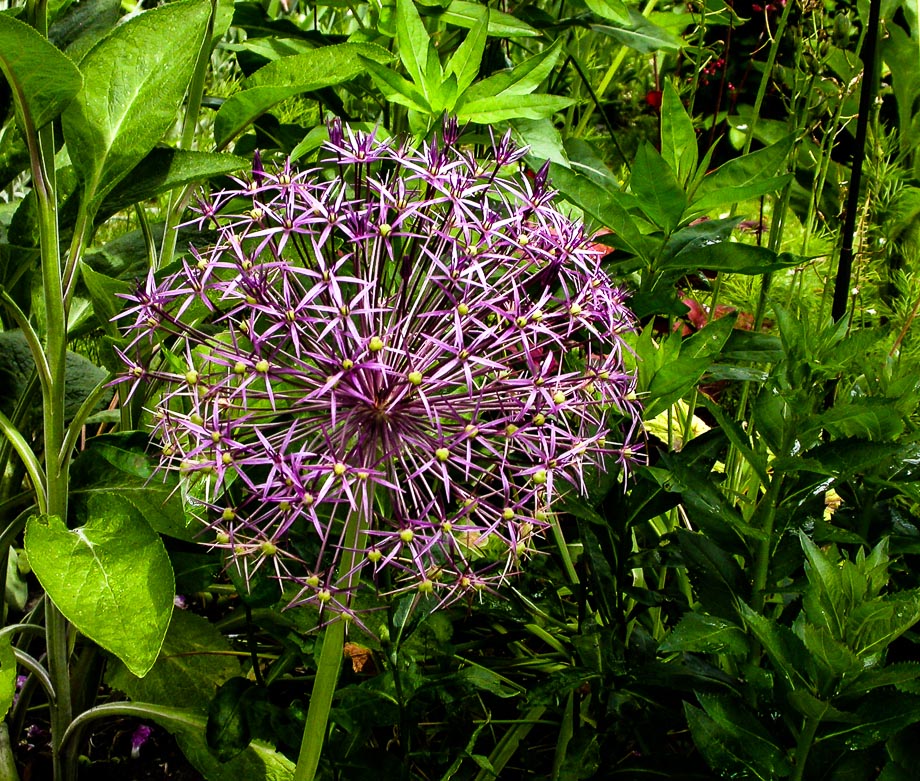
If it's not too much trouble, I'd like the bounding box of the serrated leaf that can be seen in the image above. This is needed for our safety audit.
[24,504,174,677]
[62,0,210,207]
[0,13,83,133]
[660,612,749,655]
[105,609,241,712]
[738,602,813,690]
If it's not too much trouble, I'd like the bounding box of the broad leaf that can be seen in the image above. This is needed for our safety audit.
[361,57,431,113]
[62,0,211,206]
[106,609,241,712]
[592,12,683,54]
[25,504,174,677]
[397,0,436,100]
[584,0,630,24]
[103,149,248,213]
[0,13,83,133]
[460,39,564,103]
[0,635,15,720]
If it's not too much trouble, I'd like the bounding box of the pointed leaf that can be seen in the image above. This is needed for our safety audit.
[738,601,813,690]
[439,0,538,37]
[660,81,697,185]
[0,13,83,133]
[460,39,564,103]
[630,142,686,232]
[584,0,630,23]
[24,503,174,677]
[0,635,15,720]
[591,12,683,54]
[444,5,488,94]
[659,612,749,656]
[457,93,574,123]
[62,0,211,206]
[397,0,435,98]
[361,56,431,113]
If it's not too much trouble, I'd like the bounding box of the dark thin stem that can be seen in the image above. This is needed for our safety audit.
[831,0,881,323]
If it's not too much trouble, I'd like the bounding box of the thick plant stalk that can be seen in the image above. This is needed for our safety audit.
[294,485,372,780]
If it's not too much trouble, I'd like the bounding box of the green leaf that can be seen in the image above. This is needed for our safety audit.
[696,693,791,776]
[439,0,539,36]
[787,690,854,722]
[116,704,294,780]
[460,39,564,103]
[79,263,131,335]
[512,119,570,167]
[665,240,802,275]
[800,533,847,639]
[846,662,920,696]
[674,529,748,619]
[244,41,392,89]
[457,92,575,123]
[738,602,813,690]
[361,56,431,113]
[684,703,770,779]
[691,135,793,212]
[847,591,920,663]
[215,43,391,148]
[659,81,697,185]
[208,677,260,762]
[105,609,241,713]
[62,0,211,206]
[0,635,15,720]
[444,5,488,94]
[659,612,749,656]
[630,142,686,232]
[800,624,861,677]
[0,13,83,133]
[591,12,683,54]
[584,0,630,23]
[24,504,174,677]
[69,433,195,541]
[841,692,920,749]
[397,0,436,99]
[102,149,248,213]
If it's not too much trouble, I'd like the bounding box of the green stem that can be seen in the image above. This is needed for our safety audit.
[294,485,371,781]
[791,716,821,781]
[751,474,785,613]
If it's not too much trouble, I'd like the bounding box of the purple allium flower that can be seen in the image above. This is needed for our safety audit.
[116,119,641,621]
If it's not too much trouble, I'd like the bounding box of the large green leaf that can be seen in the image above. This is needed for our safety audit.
[460,39,563,103]
[396,0,437,100]
[105,609,241,712]
[444,5,487,95]
[0,635,15,720]
[102,148,249,213]
[94,703,295,780]
[62,0,211,206]
[24,502,174,677]
[0,13,83,133]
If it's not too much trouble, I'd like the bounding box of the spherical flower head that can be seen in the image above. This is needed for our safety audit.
[116,120,642,619]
